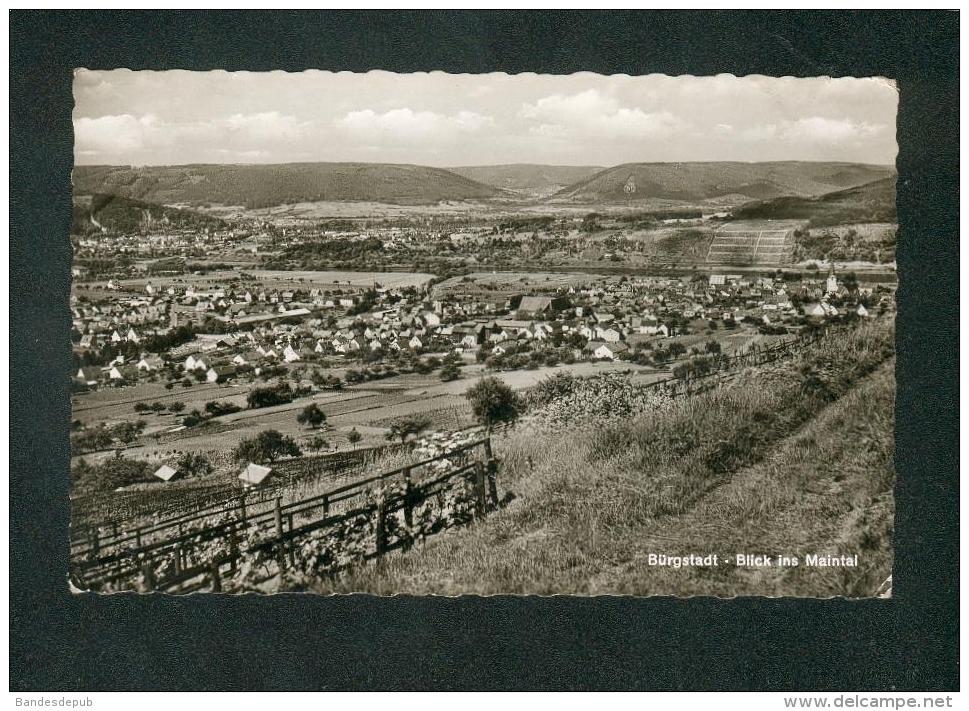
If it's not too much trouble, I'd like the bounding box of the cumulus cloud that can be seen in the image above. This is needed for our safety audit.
[780,116,884,143]
[520,89,680,139]
[74,114,158,154]
[224,111,308,142]
[336,108,493,142]
[74,111,309,162]
[72,71,898,165]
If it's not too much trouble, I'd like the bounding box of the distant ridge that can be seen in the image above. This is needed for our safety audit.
[72,163,503,208]
[552,161,897,203]
[729,177,897,227]
[448,164,603,195]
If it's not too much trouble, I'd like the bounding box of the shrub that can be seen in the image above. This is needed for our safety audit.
[205,400,242,417]
[466,376,520,431]
[296,403,327,429]
[233,429,302,464]
[247,383,295,409]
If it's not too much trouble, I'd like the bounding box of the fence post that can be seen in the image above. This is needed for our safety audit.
[140,559,157,592]
[90,529,100,557]
[474,462,487,515]
[210,562,222,592]
[322,494,329,518]
[402,468,413,528]
[173,544,182,576]
[375,499,387,556]
[274,497,287,572]
[135,528,142,548]
[239,495,247,525]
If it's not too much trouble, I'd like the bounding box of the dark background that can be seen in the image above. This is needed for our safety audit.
[9,10,959,691]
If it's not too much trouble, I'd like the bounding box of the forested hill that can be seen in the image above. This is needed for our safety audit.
[72,163,503,208]
[448,164,603,196]
[728,177,897,227]
[553,161,896,203]
[71,193,226,236]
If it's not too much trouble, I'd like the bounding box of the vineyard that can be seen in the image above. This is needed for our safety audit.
[70,436,500,593]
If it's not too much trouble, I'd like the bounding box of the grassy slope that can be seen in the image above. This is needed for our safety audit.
[315,321,895,596]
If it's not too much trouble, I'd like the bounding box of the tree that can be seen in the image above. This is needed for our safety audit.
[347,428,362,450]
[247,383,295,409]
[167,401,186,414]
[465,376,520,431]
[296,403,327,429]
[307,434,329,454]
[233,429,302,464]
[439,362,461,381]
[174,451,214,478]
[385,415,432,444]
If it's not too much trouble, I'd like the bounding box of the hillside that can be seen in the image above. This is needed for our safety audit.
[729,177,897,228]
[449,164,603,197]
[310,320,896,596]
[71,193,226,235]
[72,163,503,208]
[553,161,896,204]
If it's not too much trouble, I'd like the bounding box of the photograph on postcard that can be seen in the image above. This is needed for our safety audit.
[68,70,898,596]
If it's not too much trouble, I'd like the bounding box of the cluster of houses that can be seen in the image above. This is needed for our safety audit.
[72,265,891,391]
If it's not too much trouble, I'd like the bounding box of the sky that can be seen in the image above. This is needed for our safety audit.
[73,70,898,167]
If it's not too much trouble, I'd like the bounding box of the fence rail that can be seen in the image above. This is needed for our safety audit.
[71,437,497,593]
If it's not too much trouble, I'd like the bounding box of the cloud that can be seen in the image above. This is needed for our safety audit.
[780,116,884,143]
[74,111,309,161]
[74,114,158,154]
[225,111,308,142]
[336,108,493,142]
[520,89,680,139]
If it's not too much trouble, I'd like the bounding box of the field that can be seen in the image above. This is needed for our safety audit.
[309,319,895,596]
[72,359,667,470]
[247,269,434,289]
[433,271,611,297]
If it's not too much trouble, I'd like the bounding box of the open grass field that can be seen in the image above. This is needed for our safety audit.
[310,319,895,596]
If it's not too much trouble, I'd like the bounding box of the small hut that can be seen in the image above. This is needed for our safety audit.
[239,463,273,487]
[152,464,180,482]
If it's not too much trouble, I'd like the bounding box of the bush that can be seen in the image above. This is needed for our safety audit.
[205,400,242,417]
[247,383,295,409]
[296,403,327,429]
[439,363,461,382]
[234,429,302,464]
[72,455,152,494]
[466,376,520,430]
[174,451,214,478]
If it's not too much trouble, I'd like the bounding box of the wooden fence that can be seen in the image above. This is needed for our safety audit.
[69,443,397,538]
[70,437,498,593]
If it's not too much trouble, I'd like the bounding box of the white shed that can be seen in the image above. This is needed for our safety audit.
[239,463,273,486]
